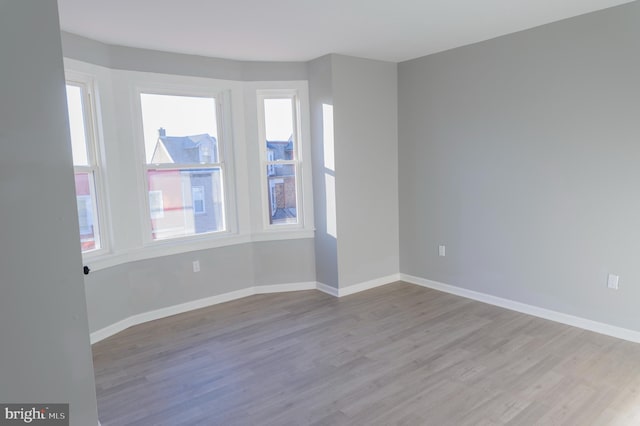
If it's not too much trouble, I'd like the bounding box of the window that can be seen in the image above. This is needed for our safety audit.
[258,93,302,226]
[139,93,226,241]
[66,81,103,253]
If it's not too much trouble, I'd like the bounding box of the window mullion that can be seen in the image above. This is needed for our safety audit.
[74,165,94,173]
[265,160,297,166]
[146,163,222,171]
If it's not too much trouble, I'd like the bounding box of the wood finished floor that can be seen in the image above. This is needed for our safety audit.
[92,282,640,425]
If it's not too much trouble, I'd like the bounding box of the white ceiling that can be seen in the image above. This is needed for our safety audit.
[57,0,634,63]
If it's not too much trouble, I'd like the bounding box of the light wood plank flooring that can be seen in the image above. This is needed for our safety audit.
[92,282,640,425]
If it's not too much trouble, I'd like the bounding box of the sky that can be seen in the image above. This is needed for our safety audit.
[140,94,294,163]
[66,85,89,165]
[140,94,218,163]
[264,98,294,142]
[72,92,296,164]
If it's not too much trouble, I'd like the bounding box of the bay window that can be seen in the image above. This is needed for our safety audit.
[64,58,314,271]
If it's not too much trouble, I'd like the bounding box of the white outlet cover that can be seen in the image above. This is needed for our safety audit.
[607,274,619,290]
[438,245,446,257]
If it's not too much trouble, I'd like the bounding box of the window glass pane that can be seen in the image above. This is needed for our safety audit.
[264,98,295,161]
[66,85,89,166]
[148,190,164,219]
[74,172,100,252]
[141,94,219,164]
[266,165,297,225]
[147,168,224,240]
[192,186,205,214]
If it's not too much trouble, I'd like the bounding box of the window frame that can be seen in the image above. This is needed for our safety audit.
[65,72,109,257]
[256,90,305,231]
[132,84,237,245]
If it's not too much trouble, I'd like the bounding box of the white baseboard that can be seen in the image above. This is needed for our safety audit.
[316,274,401,297]
[316,282,339,297]
[338,273,401,297]
[400,273,640,344]
[90,282,316,344]
[255,281,317,294]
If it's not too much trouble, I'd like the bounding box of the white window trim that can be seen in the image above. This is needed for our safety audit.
[256,89,307,231]
[65,71,110,258]
[130,82,239,247]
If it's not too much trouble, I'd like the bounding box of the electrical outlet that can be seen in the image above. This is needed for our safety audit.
[607,274,619,290]
[438,245,446,257]
[192,260,200,273]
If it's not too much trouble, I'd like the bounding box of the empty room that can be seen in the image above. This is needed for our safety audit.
[2,0,640,425]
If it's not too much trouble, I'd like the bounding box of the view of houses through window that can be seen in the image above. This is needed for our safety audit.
[140,93,225,240]
[66,83,102,252]
[263,97,299,225]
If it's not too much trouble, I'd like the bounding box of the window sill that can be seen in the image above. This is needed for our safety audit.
[82,228,314,273]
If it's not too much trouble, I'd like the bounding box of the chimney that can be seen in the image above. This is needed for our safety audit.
[158,127,166,137]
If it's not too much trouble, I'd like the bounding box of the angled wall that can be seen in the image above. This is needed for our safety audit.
[308,55,339,288]
[309,54,400,290]
[332,55,399,287]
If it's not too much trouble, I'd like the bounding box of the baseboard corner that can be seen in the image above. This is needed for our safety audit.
[316,282,339,297]
[338,273,401,297]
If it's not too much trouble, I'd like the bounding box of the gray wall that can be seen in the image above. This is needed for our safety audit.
[253,239,316,286]
[398,1,640,331]
[332,55,400,287]
[85,240,315,333]
[308,55,339,288]
[308,55,400,289]
[61,32,308,82]
[0,1,99,424]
